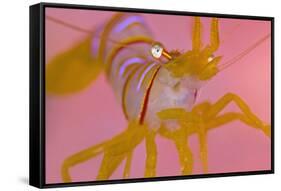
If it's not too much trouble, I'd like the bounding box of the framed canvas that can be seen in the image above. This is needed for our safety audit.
[29,2,274,188]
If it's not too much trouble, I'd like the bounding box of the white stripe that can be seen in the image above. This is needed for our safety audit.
[119,57,144,76]
[137,63,156,91]
[91,26,103,56]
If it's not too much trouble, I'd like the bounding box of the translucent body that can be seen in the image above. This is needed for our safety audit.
[45,13,271,182]
[146,67,201,130]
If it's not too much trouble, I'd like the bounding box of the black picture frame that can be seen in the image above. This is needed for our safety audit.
[29,2,274,189]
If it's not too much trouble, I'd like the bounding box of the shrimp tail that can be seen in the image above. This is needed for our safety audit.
[46,36,103,95]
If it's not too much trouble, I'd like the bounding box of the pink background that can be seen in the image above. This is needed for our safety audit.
[45,8,271,184]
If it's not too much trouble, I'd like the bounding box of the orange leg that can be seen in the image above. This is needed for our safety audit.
[144,130,157,177]
[123,151,133,178]
[194,93,270,172]
[173,128,194,175]
[157,93,270,174]
[202,93,270,137]
[61,121,146,182]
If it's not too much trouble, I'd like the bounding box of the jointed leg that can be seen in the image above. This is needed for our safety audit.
[157,108,196,175]
[96,121,146,180]
[123,151,133,178]
[206,112,266,132]
[192,102,211,114]
[200,112,269,170]
[144,130,157,177]
[194,111,269,174]
[96,151,125,180]
[61,140,110,182]
[203,93,270,137]
[195,93,270,171]
[192,102,210,172]
[157,92,270,175]
[173,128,193,175]
[198,125,208,173]
[61,121,146,182]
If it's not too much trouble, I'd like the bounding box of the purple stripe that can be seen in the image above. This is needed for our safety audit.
[113,16,144,33]
[119,57,144,77]
[137,63,156,91]
[91,26,103,56]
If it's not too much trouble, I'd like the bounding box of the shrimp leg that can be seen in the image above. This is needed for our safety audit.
[157,92,271,174]
[191,103,211,172]
[61,140,110,182]
[197,125,208,173]
[157,108,196,175]
[206,112,264,131]
[144,130,157,177]
[123,151,133,178]
[96,121,146,180]
[158,123,194,175]
[62,121,146,182]
[202,93,271,137]
[194,93,270,172]
[173,128,194,175]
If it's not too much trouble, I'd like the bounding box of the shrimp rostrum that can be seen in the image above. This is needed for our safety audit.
[46,13,271,182]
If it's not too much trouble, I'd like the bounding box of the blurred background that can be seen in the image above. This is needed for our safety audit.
[45,7,271,184]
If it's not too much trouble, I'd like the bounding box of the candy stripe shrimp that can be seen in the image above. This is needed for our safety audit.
[46,13,271,182]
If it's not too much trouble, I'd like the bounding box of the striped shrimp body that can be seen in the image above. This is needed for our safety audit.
[146,67,203,130]
[92,14,208,130]
[46,13,271,182]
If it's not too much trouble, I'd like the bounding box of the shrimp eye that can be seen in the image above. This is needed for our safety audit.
[151,43,164,59]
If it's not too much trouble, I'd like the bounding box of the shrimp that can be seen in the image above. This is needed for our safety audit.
[46,13,271,182]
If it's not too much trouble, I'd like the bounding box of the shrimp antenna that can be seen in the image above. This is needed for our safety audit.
[46,15,93,34]
[46,15,152,53]
[219,34,270,72]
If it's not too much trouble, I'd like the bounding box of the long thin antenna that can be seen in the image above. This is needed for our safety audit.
[46,15,94,34]
[46,15,153,55]
[219,34,270,71]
